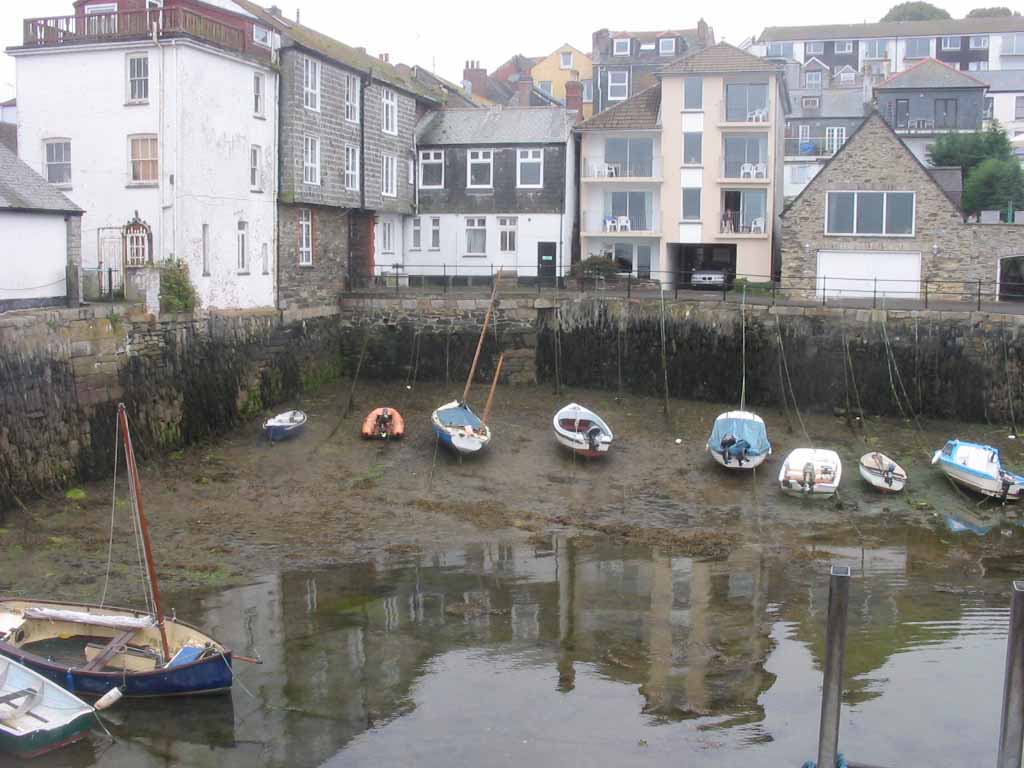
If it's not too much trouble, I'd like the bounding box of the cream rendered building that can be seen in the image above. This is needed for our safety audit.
[531,44,594,119]
[578,43,788,286]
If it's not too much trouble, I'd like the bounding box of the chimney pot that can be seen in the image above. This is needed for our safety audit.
[268,5,281,16]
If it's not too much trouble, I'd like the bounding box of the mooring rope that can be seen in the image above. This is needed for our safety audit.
[775,315,811,445]
[1003,322,1018,436]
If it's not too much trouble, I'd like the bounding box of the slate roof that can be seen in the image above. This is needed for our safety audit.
[395,64,481,108]
[658,42,783,75]
[760,16,1024,42]
[0,142,82,214]
[876,58,986,90]
[232,0,440,102]
[0,98,14,107]
[417,107,575,145]
[0,124,16,153]
[789,88,869,118]
[576,84,662,131]
[974,70,1024,93]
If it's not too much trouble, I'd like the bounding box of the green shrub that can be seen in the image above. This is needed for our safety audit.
[159,260,199,313]
[570,256,623,279]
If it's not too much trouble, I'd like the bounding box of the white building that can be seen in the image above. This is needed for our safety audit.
[403,108,576,285]
[978,70,1024,143]
[8,1,279,310]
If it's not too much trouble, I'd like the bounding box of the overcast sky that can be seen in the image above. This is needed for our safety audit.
[0,0,1004,102]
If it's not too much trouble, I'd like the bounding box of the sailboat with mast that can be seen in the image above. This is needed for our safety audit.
[432,286,504,456]
[706,291,771,469]
[0,404,234,698]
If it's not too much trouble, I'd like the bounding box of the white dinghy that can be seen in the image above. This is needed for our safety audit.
[859,452,907,493]
[932,439,1024,501]
[553,403,613,458]
[779,448,842,498]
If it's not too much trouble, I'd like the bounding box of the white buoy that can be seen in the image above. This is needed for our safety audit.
[94,686,124,711]
[675,438,683,445]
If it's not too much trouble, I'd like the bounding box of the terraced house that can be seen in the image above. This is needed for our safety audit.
[235,1,441,315]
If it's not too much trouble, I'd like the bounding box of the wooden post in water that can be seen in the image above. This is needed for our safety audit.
[118,404,171,663]
[659,289,670,417]
[997,581,1024,768]
[816,565,851,768]
[463,284,498,402]
[481,353,505,426]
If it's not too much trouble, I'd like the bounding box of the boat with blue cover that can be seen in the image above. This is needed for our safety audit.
[932,439,1024,501]
[0,405,235,699]
[432,400,491,455]
[262,410,307,442]
[707,411,771,469]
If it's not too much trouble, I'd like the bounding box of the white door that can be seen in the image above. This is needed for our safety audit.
[816,250,921,300]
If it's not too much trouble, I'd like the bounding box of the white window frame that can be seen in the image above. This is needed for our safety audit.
[43,139,72,186]
[681,187,701,221]
[237,220,249,273]
[126,230,148,266]
[802,96,820,109]
[805,41,824,55]
[253,72,265,117]
[582,79,593,103]
[1005,33,1024,55]
[612,38,630,56]
[834,40,853,54]
[250,144,262,191]
[467,149,493,189]
[682,132,702,165]
[766,42,793,58]
[904,38,930,59]
[498,217,517,253]
[419,150,444,189]
[969,61,989,72]
[345,144,360,191]
[85,3,118,34]
[465,217,487,256]
[825,126,846,153]
[824,190,916,236]
[299,208,313,265]
[839,70,856,83]
[411,216,422,250]
[560,51,573,69]
[345,73,360,123]
[252,24,270,48]
[381,88,398,135]
[303,57,321,111]
[516,148,543,188]
[127,134,158,185]
[863,39,890,58]
[798,124,810,142]
[538,81,553,96]
[382,153,397,197]
[381,220,394,254]
[970,35,989,50]
[941,36,961,51]
[805,71,822,89]
[303,135,320,185]
[607,70,629,101]
[659,38,676,56]
[430,216,441,250]
[126,52,148,103]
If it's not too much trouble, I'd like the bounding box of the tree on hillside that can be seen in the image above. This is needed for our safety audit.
[928,121,1012,180]
[962,158,1024,217]
[966,6,1019,15]
[881,1,951,20]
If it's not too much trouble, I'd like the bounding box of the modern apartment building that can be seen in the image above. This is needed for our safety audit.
[578,43,788,285]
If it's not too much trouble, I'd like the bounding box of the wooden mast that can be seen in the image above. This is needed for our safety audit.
[117,403,171,663]
[481,353,505,426]
[462,283,498,403]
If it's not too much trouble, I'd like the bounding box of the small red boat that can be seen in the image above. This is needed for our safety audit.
[361,407,405,439]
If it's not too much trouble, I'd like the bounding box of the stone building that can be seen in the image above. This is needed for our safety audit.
[235,1,441,315]
[781,111,1024,300]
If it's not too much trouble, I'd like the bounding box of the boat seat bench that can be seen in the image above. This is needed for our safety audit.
[81,628,140,672]
[0,688,47,723]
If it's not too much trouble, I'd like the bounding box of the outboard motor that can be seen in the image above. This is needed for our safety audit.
[720,434,737,465]
[883,462,897,487]
[731,439,751,467]
[802,462,816,493]
[377,408,393,439]
[586,425,603,453]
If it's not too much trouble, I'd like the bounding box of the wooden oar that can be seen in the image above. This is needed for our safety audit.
[481,353,505,427]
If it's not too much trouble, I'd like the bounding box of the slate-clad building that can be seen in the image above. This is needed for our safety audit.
[235,1,441,313]
[405,107,576,283]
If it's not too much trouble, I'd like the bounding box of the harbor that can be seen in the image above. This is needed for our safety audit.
[2,380,1024,765]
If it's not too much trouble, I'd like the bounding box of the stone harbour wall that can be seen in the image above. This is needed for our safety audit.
[0,305,345,511]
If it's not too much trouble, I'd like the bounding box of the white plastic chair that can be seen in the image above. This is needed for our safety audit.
[750,217,765,233]
[605,163,619,177]
[754,162,768,178]
[740,163,755,178]
[604,217,618,232]
[616,216,631,232]
[748,107,768,122]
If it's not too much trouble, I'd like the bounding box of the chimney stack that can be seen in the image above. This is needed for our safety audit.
[268,5,282,16]
[564,79,584,123]
[516,75,534,104]
[462,60,488,100]
[295,8,301,24]
[379,52,390,63]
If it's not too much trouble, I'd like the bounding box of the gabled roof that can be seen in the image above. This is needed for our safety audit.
[760,16,1024,42]
[876,58,987,90]
[973,70,1024,94]
[576,84,661,131]
[606,27,705,45]
[782,110,961,216]
[658,42,783,75]
[0,142,82,214]
[803,57,829,70]
[417,107,575,145]
[232,0,440,102]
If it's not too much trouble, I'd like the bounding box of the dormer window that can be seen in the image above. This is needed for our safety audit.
[613,38,630,56]
[659,38,676,56]
[805,41,824,55]
[802,96,820,109]
[252,24,270,47]
[560,51,573,69]
[805,71,822,89]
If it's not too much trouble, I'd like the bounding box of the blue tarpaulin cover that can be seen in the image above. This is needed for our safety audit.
[709,415,771,456]
[436,403,481,428]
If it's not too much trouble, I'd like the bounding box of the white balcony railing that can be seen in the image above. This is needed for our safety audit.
[720,158,771,179]
[784,137,844,157]
[582,156,663,179]
[583,211,661,234]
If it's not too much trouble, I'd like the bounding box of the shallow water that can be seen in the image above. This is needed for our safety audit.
[11,533,1018,768]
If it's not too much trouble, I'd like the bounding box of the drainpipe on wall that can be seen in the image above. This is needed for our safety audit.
[275,60,283,311]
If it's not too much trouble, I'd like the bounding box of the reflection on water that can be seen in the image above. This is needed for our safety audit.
[5,536,1013,768]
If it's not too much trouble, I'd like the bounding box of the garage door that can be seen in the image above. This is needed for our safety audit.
[816,250,921,300]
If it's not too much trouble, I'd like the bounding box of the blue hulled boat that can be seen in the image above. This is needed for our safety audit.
[932,439,1024,501]
[432,400,491,455]
[262,410,307,442]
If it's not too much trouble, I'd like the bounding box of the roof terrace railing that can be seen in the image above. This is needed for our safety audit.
[21,8,261,59]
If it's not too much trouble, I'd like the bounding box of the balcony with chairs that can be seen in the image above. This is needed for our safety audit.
[720,134,771,183]
[783,137,845,158]
[581,210,661,238]
[718,83,772,126]
[717,189,768,238]
[19,7,271,61]
[582,155,663,182]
